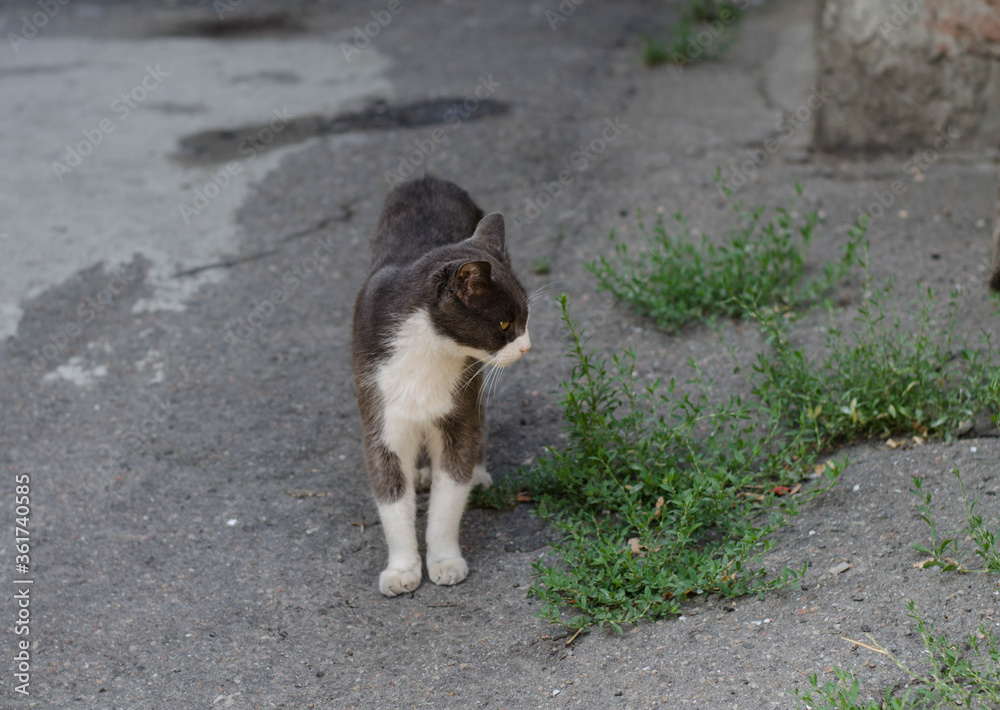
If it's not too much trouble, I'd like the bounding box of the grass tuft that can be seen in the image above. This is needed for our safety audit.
[524,236,997,631]
[791,602,1000,709]
[641,0,746,67]
[524,295,840,631]
[911,470,1000,574]
[588,183,864,333]
[749,275,999,448]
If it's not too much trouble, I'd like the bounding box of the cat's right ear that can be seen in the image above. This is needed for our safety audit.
[470,213,506,256]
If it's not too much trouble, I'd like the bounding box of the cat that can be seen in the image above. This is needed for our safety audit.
[352,175,531,597]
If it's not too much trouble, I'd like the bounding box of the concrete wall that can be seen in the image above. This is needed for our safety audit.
[993,178,1000,290]
[815,0,1000,152]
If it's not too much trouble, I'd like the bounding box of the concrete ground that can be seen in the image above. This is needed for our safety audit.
[1,0,998,708]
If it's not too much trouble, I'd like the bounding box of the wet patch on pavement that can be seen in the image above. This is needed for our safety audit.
[173,97,510,165]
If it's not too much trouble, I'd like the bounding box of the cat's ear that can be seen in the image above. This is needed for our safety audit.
[451,260,492,302]
[470,212,506,255]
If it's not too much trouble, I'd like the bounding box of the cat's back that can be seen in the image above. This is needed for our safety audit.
[370,175,484,271]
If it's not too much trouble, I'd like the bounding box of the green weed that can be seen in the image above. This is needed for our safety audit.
[588,183,864,333]
[911,471,1000,575]
[531,256,552,276]
[524,265,997,631]
[468,475,522,511]
[517,168,998,632]
[750,277,999,449]
[791,602,1000,709]
[524,295,840,631]
[642,0,746,67]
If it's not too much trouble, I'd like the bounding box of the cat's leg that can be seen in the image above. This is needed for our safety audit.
[424,420,480,586]
[366,439,422,597]
[471,411,491,489]
[376,487,421,596]
[470,464,491,489]
[414,446,432,492]
[425,473,473,586]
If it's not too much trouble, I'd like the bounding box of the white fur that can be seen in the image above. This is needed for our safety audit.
[426,472,473,586]
[371,310,530,595]
[495,331,531,366]
[376,491,421,596]
[471,463,492,488]
[376,309,490,458]
[372,309,495,594]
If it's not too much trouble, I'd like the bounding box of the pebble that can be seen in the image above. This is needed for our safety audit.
[829,562,852,575]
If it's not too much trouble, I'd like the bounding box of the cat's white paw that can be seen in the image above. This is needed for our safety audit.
[379,565,422,597]
[414,466,432,491]
[428,557,469,586]
[471,464,492,489]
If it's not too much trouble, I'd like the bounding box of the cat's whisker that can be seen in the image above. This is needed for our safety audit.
[528,280,565,300]
[459,358,493,395]
[529,286,563,300]
[475,369,490,409]
[487,365,504,408]
[458,357,487,382]
[528,293,562,306]
[476,360,503,410]
[528,281,566,304]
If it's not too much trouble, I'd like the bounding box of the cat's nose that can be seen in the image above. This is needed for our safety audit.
[519,334,531,355]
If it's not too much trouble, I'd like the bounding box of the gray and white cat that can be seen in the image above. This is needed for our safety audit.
[352,176,531,596]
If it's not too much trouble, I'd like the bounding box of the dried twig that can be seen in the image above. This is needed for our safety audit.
[841,636,889,656]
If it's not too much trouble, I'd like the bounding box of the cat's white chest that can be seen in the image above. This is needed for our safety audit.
[375,310,480,437]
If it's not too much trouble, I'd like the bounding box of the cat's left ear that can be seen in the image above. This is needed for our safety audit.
[451,261,492,303]
[470,212,506,256]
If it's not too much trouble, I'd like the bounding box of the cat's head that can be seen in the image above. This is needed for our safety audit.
[430,213,530,366]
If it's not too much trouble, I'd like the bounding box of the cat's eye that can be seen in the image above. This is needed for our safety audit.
[499,321,510,331]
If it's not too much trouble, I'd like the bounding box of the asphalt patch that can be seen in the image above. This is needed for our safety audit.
[172,97,510,165]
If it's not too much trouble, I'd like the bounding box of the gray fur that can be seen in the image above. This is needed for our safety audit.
[352,176,529,503]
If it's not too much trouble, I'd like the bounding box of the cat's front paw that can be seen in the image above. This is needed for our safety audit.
[379,565,422,597]
[471,464,492,489]
[428,557,468,586]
